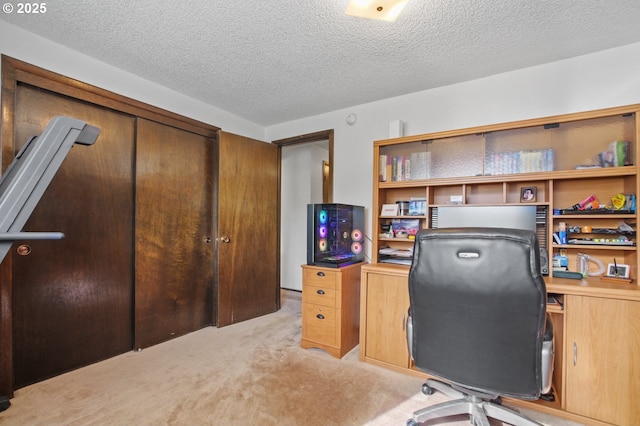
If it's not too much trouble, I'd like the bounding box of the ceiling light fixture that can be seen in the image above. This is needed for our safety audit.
[345,0,408,22]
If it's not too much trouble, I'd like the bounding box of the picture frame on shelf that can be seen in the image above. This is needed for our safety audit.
[520,186,537,202]
[606,262,630,279]
[380,203,399,217]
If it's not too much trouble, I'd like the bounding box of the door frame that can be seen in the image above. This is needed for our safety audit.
[272,130,334,291]
[272,129,334,204]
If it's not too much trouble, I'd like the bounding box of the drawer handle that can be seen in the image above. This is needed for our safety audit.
[317,271,325,277]
[316,289,325,295]
[316,314,325,320]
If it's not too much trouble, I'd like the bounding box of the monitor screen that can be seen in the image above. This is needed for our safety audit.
[436,205,537,233]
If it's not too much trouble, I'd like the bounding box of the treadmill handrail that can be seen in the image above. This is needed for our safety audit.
[0,116,100,262]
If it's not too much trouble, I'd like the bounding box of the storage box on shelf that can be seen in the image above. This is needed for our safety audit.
[361,104,640,426]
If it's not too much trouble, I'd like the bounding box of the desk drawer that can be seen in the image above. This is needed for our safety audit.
[302,303,337,346]
[303,285,336,308]
[303,268,337,289]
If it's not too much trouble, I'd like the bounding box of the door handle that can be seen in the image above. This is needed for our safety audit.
[17,244,32,256]
[573,342,577,366]
[220,236,230,243]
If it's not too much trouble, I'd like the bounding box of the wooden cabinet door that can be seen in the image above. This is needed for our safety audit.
[134,118,214,348]
[363,272,410,368]
[216,132,278,326]
[565,295,640,425]
[9,84,135,389]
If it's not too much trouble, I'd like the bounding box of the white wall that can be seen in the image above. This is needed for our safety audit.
[309,144,328,203]
[280,143,328,291]
[266,42,640,260]
[0,21,265,140]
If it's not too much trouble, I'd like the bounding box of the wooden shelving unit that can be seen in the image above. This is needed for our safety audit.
[360,104,640,426]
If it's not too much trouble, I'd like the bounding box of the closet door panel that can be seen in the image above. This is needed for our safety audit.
[11,84,135,388]
[135,118,214,349]
[217,131,278,326]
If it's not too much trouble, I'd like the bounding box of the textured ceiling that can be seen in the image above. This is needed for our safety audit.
[2,0,640,126]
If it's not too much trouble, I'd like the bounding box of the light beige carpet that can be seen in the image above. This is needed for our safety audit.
[0,290,580,425]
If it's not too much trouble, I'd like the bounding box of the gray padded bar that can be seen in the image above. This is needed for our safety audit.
[0,232,65,241]
[0,116,100,262]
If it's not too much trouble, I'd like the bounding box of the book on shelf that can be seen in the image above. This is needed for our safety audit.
[379,246,413,257]
[380,257,412,265]
[379,245,414,265]
[409,197,427,216]
[485,148,554,175]
[410,151,430,180]
[379,154,389,181]
[379,152,431,182]
[391,156,410,181]
[390,218,420,237]
[609,140,631,167]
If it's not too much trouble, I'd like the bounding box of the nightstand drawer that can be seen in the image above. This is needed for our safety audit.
[303,268,337,289]
[302,303,337,346]
[302,285,337,308]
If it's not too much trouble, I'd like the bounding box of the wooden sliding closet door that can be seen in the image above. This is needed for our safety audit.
[135,118,214,349]
[11,84,135,388]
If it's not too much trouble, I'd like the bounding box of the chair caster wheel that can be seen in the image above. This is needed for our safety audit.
[540,391,555,402]
[421,383,433,395]
[0,396,10,412]
[407,419,419,426]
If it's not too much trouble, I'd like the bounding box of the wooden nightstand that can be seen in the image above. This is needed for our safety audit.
[300,263,362,358]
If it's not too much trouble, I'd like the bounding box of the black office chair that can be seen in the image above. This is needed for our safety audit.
[406,227,553,426]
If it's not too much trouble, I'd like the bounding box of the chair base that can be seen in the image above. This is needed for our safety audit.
[407,379,542,426]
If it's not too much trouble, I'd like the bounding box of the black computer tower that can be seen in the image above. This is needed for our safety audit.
[307,203,365,268]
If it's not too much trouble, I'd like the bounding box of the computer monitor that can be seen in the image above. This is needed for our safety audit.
[436,205,537,233]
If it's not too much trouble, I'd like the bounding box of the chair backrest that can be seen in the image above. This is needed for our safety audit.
[408,227,547,399]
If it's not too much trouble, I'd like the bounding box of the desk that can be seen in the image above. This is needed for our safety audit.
[359,263,640,426]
